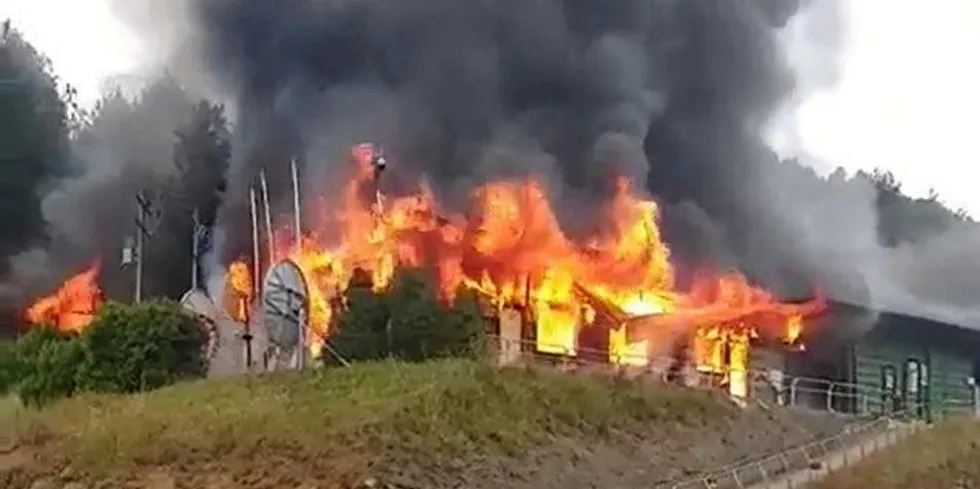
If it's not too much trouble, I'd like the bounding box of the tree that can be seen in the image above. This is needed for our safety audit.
[856,168,969,247]
[61,77,231,302]
[0,24,74,272]
[76,300,208,393]
[325,268,486,365]
[149,100,231,298]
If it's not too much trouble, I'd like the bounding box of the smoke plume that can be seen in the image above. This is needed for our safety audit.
[7,0,979,332]
[111,0,806,264]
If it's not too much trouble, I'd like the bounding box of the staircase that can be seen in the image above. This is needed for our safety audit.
[659,407,927,489]
[746,419,924,489]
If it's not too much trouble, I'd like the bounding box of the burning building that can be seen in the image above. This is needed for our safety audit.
[223,143,826,398]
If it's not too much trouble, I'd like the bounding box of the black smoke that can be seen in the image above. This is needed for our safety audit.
[161,0,816,288]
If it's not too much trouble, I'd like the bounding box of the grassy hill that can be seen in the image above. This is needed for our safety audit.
[815,417,980,489]
[1,360,856,489]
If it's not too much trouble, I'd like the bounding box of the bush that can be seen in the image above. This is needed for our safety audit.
[326,268,487,365]
[10,326,80,407]
[0,339,19,395]
[17,333,83,407]
[76,300,209,393]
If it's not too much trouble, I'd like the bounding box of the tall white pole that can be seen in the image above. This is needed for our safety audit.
[259,169,275,264]
[291,159,302,253]
[291,158,305,370]
[246,187,260,370]
[249,187,261,297]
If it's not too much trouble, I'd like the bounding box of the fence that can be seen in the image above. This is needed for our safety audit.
[486,334,884,411]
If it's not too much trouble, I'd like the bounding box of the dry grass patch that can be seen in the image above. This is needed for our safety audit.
[0,359,731,484]
[816,417,980,489]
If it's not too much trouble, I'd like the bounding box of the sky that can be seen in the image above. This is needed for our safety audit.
[2,0,979,215]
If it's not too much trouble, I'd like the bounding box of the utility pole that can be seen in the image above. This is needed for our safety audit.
[191,208,209,290]
[133,191,161,303]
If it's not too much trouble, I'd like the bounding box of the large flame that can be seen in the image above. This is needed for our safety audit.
[227,143,826,396]
[223,259,254,323]
[24,260,103,333]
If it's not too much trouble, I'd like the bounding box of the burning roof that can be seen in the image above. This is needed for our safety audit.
[223,143,826,375]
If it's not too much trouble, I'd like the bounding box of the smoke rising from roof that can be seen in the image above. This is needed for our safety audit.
[111,0,807,263]
[7,0,980,333]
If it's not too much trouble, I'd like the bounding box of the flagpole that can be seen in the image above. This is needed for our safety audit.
[259,169,275,264]
[290,158,305,370]
[291,159,302,254]
[249,186,261,297]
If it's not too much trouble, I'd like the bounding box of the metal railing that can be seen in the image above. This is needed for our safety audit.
[659,404,928,489]
[487,335,882,408]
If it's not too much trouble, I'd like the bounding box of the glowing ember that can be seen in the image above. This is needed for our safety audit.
[24,261,103,333]
[234,143,825,397]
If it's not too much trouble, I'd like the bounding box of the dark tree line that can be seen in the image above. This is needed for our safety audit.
[0,24,230,337]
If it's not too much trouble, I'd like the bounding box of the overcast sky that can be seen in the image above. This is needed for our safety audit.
[3,0,979,215]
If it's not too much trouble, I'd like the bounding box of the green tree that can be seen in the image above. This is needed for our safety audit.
[0,23,74,270]
[150,99,231,297]
[65,77,231,302]
[325,268,486,365]
[857,169,970,247]
[76,300,208,393]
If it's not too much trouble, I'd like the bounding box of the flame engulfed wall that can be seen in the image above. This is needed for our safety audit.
[224,143,825,397]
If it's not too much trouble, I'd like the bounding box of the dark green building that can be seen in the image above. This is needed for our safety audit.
[787,301,980,422]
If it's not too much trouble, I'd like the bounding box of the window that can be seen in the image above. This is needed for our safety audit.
[906,359,920,395]
[882,365,896,392]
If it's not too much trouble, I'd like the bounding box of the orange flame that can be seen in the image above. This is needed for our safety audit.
[223,259,253,323]
[232,143,825,395]
[24,260,103,333]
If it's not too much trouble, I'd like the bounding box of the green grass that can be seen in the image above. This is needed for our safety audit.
[816,417,980,489]
[0,359,731,479]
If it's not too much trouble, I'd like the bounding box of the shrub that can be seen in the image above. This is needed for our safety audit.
[76,300,208,394]
[17,334,83,407]
[11,326,80,407]
[0,339,19,395]
[326,268,487,365]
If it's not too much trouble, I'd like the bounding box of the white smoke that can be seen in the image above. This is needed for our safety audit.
[771,0,980,327]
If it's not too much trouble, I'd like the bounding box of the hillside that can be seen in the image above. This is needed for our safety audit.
[2,360,856,489]
[815,417,980,489]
